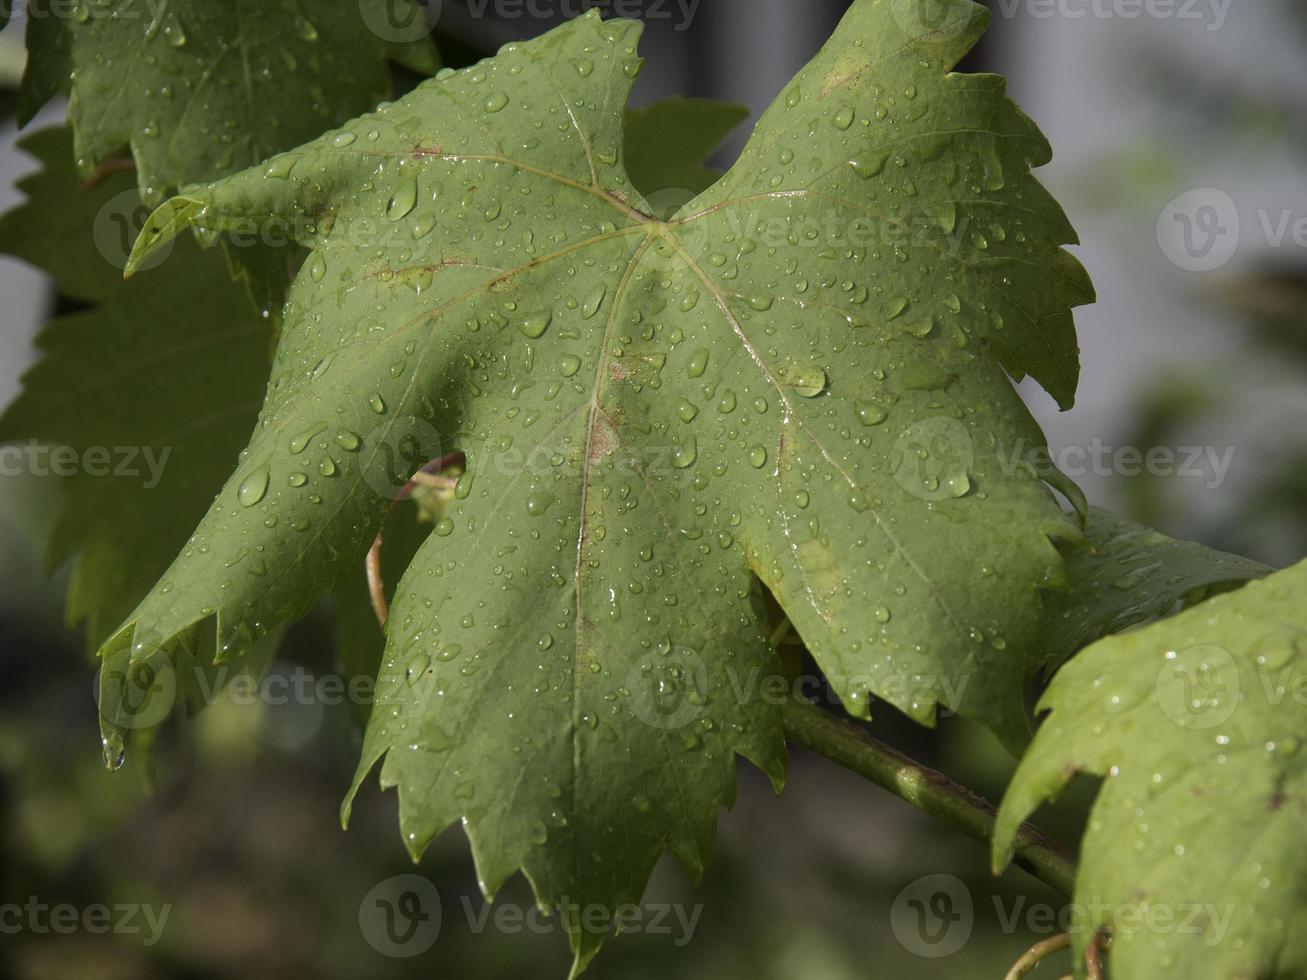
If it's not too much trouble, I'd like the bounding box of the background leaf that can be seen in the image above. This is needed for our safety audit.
[0,129,269,649]
[1042,507,1270,671]
[19,0,438,309]
[623,97,749,203]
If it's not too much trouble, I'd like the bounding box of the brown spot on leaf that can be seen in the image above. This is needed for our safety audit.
[587,411,619,466]
[819,56,872,99]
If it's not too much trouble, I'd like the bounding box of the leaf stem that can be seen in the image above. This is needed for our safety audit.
[781,701,1078,898]
[1004,933,1071,979]
[366,452,464,629]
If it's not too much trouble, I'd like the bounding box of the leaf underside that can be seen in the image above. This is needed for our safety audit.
[1043,508,1270,673]
[108,0,1092,967]
[997,560,1307,979]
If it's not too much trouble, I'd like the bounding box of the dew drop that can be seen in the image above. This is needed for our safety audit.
[237,462,271,507]
[518,310,553,339]
[687,348,710,379]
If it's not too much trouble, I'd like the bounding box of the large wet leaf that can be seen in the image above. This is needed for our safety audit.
[115,0,1090,966]
[996,560,1307,978]
[0,128,269,648]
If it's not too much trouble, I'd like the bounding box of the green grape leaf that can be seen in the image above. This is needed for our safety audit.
[114,1,1091,967]
[624,97,749,203]
[16,12,72,126]
[1043,508,1271,671]
[20,0,437,308]
[996,559,1307,978]
[21,0,437,196]
[0,129,269,649]
[0,126,126,303]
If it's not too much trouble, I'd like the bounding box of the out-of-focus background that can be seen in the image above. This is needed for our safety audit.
[0,1,1304,977]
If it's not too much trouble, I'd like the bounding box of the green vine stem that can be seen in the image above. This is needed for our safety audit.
[1004,933,1072,979]
[781,701,1078,898]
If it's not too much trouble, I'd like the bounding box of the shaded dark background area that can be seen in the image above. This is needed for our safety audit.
[0,1,1304,978]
